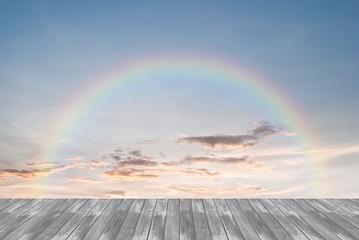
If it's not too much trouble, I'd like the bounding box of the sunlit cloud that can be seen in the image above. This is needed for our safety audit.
[26,161,58,167]
[0,168,51,179]
[103,167,219,181]
[171,184,265,197]
[252,184,310,197]
[179,168,219,176]
[106,190,126,197]
[66,155,86,161]
[65,176,106,184]
[0,163,86,180]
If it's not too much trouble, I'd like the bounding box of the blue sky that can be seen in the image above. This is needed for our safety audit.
[0,1,358,197]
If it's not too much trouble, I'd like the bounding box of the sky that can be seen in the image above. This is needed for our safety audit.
[0,1,358,198]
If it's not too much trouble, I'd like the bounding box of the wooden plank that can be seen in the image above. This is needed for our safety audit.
[179,199,196,240]
[98,199,133,240]
[323,199,359,227]
[115,199,145,240]
[352,198,359,207]
[191,199,211,240]
[164,199,180,240]
[0,199,31,221]
[330,199,359,216]
[131,199,156,240]
[0,199,42,230]
[148,199,168,240]
[238,199,276,240]
[250,199,292,240]
[341,199,359,213]
[226,199,260,240]
[215,199,244,240]
[203,199,227,240]
[260,200,309,240]
[271,200,325,240]
[351,199,359,204]
[293,199,356,240]
[0,199,9,206]
[18,199,77,240]
[83,199,122,240]
[1,199,64,240]
[35,199,88,240]
[0,199,20,212]
[1,198,358,239]
[51,199,99,240]
[306,199,359,238]
[0,199,53,237]
[66,199,111,240]
[283,199,341,240]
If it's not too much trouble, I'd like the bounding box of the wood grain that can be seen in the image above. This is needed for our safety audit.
[0,199,357,240]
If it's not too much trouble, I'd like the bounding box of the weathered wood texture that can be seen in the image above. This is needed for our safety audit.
[0,199,358,239]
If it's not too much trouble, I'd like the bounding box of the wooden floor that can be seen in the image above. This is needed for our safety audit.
[0,199,358,239]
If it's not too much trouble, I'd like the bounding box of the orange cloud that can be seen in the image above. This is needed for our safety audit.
[172,185,264,196]
[26,161,58,167]
[104,167,219,181]
[106,190,126,197]
[179,168,218,176]
[0,168,51,179]
[65,176,105,184]
[0,163,86,180]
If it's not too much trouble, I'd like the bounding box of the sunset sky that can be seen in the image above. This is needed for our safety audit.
[1,1,358,198]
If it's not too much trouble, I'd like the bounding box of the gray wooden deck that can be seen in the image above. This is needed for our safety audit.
[0,199,358,239]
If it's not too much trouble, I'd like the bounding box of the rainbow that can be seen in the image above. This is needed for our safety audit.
[38,53,322,195]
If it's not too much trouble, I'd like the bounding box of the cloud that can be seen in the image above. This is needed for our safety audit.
[65,176,105,184]
[117,159,159,167]
[106,190,126,197]
[108,149,175,167]
[66,155,86,161]
[26,161,58,167]
[104,168,160,181]
[129,150,142,157]
[181,155,249,164]
[104,167,219,181]
[251,124,280,137]
[0,168,51,179]
[0,163,86,180]
[245,186,263,192]
[89,159,110,169]
[179,155,261,169]
[177,135,258,149]
[252,120,270,126]
[172,184,264,196]
[179,168,218,176]
[177,122,293,149]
